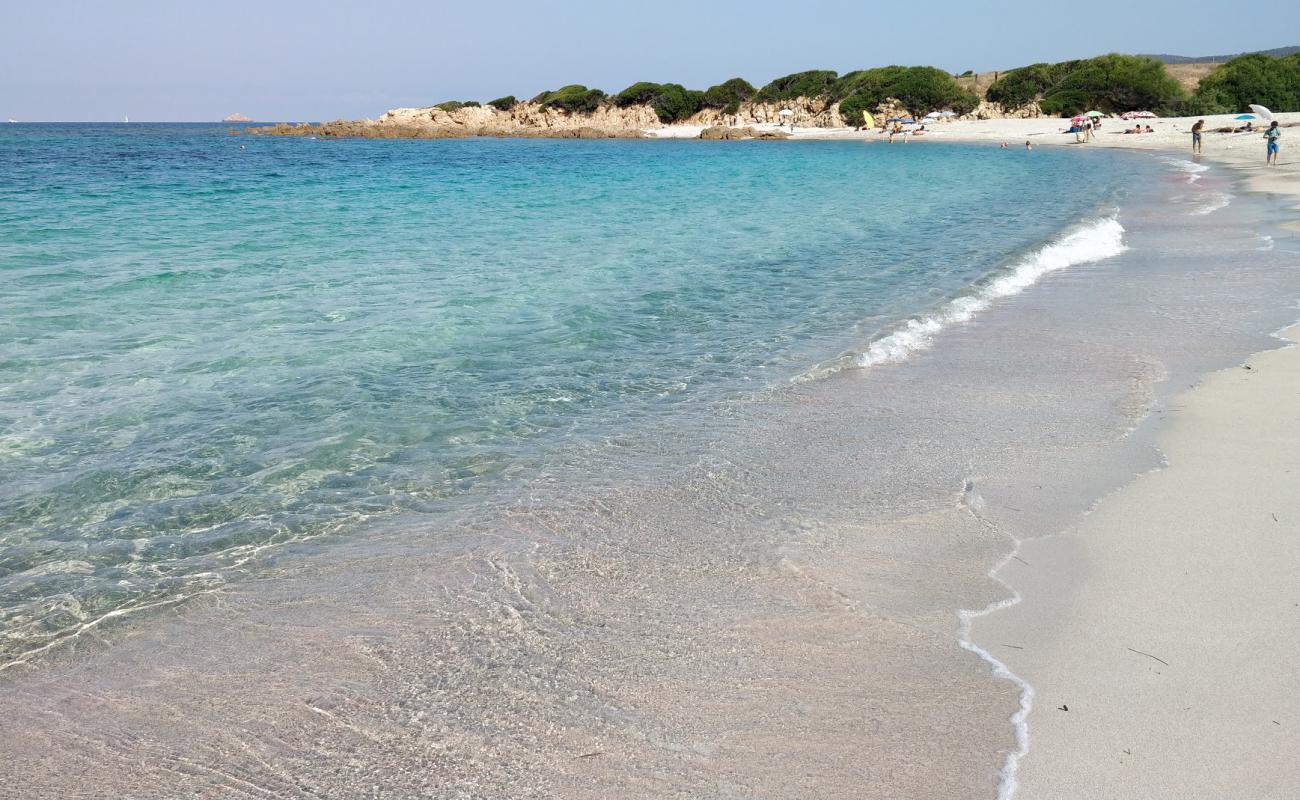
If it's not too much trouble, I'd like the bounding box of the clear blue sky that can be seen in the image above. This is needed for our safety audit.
[3,0,1296,121]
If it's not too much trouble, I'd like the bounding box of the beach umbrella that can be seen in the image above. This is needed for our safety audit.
[924,111,940,119]
[939,111,957,117]
[1248,104,1274,121]
[778,109,794,118]
[861,111,875,128]
[1084,111,1104,117]
[1234,114,1256,120]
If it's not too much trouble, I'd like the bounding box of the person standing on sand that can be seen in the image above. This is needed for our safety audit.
[1192,119,1204,154]
[1265,121,1281,166]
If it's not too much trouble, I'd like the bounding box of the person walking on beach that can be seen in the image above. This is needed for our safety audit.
[1191,119,1204,154]
[1265,121,1281,166]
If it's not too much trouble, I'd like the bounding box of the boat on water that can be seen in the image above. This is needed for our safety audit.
[6,119,16,123]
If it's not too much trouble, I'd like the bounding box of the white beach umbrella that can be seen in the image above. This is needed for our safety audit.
[924,111,940,119]
[778,109,794,117]
[1249,104,1274,121]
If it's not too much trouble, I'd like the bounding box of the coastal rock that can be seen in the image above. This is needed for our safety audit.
[691,96,845,129]
[223,112,252,123]
[699,126,791,140]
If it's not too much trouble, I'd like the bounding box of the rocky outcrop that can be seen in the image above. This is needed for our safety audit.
[969,99,1044,120]
[252,102,652,140]
[223,112,253,123]
[698,126,790,140]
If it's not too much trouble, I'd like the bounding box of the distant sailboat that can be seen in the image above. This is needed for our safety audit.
[123,115,129,123]
[6,119,16,124]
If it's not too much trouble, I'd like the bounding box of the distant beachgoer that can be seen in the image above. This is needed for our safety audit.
[1025,140,1033,150]
[1265,121,1282,165]
[1000,141,1008,149]
[1192,119,1204,153]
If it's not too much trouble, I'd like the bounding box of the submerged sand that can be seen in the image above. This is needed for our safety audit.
[3,118,1298,799]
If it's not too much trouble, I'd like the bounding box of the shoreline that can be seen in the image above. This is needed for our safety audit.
[962,138,1300,796]
[972,322,1300,798]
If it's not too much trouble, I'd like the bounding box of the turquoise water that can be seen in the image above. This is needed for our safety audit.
[0,125,1136,657]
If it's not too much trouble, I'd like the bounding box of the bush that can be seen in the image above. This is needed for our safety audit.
[756,70,838,101]
[1038,55,1185,115]
[988,55,1185,115]
[533,85,607,114]
[702,78,756,114]
[1190,53,1300,114]
[487,96,517,111]
[435,101,466,112]
[650,84,705,123]
[838,94,876,126]
[613,82,706,122]
[615,82,663,107]
[986,62,1078,109]
[832,66,979,118]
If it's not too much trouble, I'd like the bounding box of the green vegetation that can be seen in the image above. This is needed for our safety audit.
[532,85,607,114]
[614,82,705,123]
[435,100,480,112]
[755,70,838,102]
[986,54,1185,115]
[702,78,756,114]
[986,62,1079,109]
[835,66,980,119]
[1187,53,1300,113]
[487,96,517,111]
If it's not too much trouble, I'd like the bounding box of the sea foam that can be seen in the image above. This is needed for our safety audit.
[852,216,1127,369]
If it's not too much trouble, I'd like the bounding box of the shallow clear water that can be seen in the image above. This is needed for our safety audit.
[7,127,1300,798]
[1,125,1138,656]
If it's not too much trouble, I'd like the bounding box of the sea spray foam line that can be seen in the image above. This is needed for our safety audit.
[956,479,1034,800]
[794,214,1128,382]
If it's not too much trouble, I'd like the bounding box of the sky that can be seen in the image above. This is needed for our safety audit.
[3,0,1297,121]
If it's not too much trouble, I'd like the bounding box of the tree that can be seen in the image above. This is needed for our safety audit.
[756,70,838,102]
[533,85,607,114]
[1191,53,1300,113]
[702,78,756,114]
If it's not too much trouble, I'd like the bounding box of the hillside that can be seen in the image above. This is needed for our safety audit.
[1143,45,1299,64]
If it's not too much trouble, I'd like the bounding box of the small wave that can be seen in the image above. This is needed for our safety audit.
[797,216,1126,381]
[1190,192,1232,216]
[1257,234,1275,252]
[1161,157,1209,183]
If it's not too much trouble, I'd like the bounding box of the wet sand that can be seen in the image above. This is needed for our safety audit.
[975,326,1300,799]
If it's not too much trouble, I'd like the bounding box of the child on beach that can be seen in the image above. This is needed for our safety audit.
[1192,119,1204,154]
[1265,121,1281,165]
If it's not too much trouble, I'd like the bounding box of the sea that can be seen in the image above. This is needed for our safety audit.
[2,123,1298,798]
